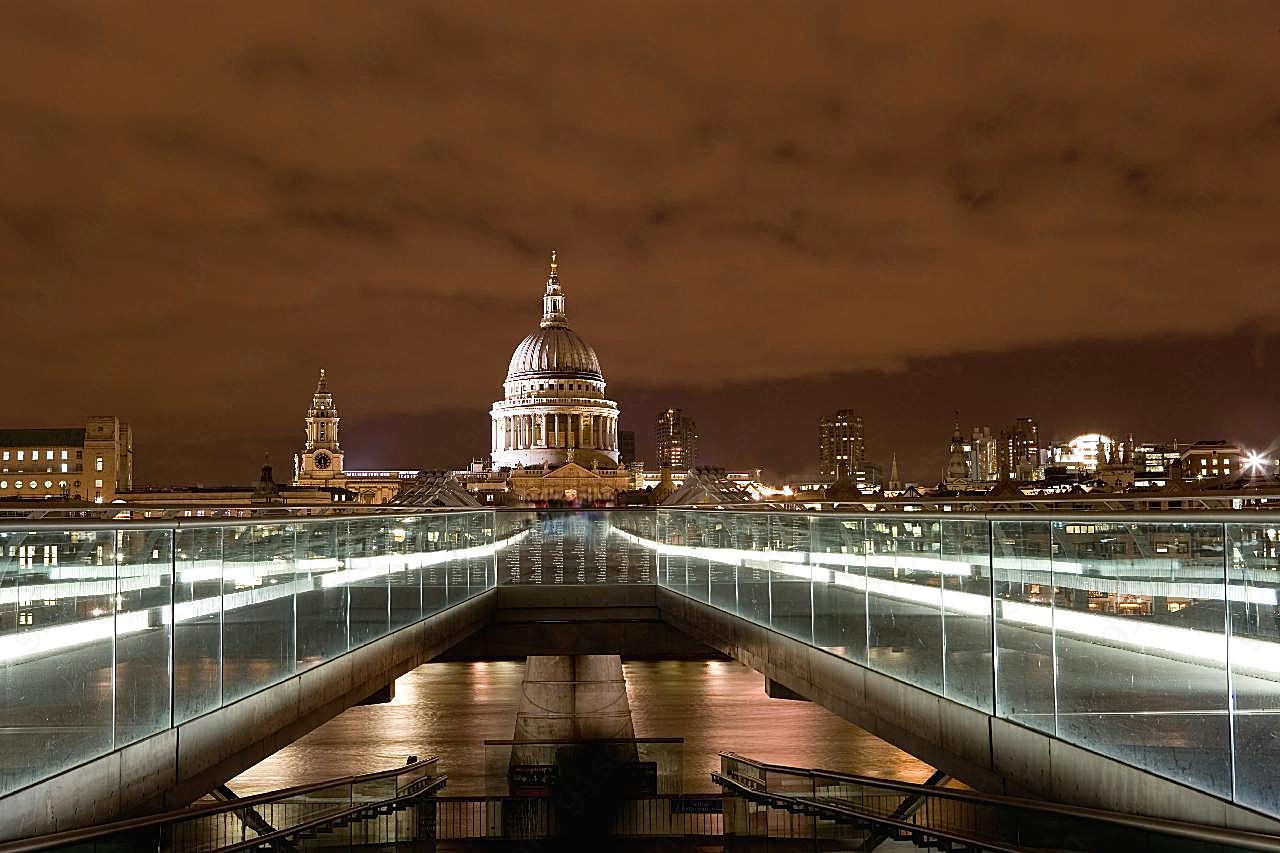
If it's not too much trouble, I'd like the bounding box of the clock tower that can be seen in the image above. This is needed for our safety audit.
[297,368,344,480]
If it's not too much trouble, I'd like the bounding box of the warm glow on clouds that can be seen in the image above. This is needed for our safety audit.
[0,2,1277,482]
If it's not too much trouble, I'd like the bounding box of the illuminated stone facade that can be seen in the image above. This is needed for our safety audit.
[490,253,628,503]
[0,417,132,503]
[293,370,416,504]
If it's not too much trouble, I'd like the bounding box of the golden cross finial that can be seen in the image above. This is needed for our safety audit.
[549,249,558,277]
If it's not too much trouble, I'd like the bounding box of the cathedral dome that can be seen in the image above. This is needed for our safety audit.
[506,325,603,382]
[491,251,621,473]
[502,250,605,384]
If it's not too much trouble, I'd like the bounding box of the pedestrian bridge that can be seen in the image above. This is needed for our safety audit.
[2,507,1279,840]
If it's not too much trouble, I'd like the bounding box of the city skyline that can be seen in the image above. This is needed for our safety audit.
[2,3,1278,486]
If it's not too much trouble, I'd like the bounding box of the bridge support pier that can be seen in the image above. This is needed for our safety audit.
[357,681,396,705]
[765,678,810,702]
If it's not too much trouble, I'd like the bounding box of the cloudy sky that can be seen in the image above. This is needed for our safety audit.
[2,2,1279,484]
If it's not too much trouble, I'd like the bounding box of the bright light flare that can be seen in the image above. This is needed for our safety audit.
[1244,451,1269,476]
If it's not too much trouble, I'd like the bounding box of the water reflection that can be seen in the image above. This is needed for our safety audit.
[229,659,937,796]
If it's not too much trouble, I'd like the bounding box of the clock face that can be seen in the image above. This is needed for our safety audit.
[314,452,332,470]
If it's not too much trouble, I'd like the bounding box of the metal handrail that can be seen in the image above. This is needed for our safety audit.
[0,506,493,532]
[0,504,676,531]
[0,758,439,853]
[712,771,1026,853]
[214,775,447,853]
[3,502,1279,532]
[718,753,1280,851]
[659,505,1280,523]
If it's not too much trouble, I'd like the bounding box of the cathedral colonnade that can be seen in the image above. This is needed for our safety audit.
[494,413,619,452]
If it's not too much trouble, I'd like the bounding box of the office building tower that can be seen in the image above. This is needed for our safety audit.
[818,410,865,480]
[655,408,698,470]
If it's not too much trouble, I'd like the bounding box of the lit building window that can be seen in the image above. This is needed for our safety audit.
[1,452,7,460]
[16,451,23,461]
[60,464,67,473]
[94,479,103,488]
[60,450,68,460]
[0,481,6,488]
[43,480,52,488]
[45,451,53,460]
[28,480,36,488]
[95,457,104,472]
[14,481,21,489]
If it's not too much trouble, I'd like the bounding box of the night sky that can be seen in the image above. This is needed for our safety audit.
[2,3,1279,485]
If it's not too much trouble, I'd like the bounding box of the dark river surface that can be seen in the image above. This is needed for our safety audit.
[228,659,937,796]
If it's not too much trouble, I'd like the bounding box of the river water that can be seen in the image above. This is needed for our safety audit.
[228,659,936,796]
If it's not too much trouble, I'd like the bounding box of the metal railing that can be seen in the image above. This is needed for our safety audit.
[0,758,443,852]
[6,504,1280,829]
[0,509,500,800]
[652,507,1280,820]
[429,793,724,840]
[715,753,1280,852]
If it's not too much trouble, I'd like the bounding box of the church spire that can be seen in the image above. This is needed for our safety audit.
[541,249,567,327]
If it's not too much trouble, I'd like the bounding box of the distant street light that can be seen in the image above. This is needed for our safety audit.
[1243,451,1268,477]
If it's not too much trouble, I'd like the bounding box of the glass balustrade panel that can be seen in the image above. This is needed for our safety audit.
[114,527,173,747]
[992,519,1056,734]
[1227,521,1280,816]
[174,526,224,723]
[344,517,391,647]
[295,520,347,669]
[865,516,944,694]
[810,514,869,664]
[941,518,993,712]
[1050,520,1230,798]
[221,523,297,704]
[0,527,115,793]
[768,513,813,642]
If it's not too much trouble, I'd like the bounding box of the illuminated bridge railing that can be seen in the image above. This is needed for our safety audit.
[644,509,1280,820]
[6,505,1280,824]
[0,510,503,798]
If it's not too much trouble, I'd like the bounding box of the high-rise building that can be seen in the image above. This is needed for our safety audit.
[0,416,132,503]
[1011,417,1040,470]
[619,430,637,466]
[995,417,1042,480]
[817,410,864,479]
[970,425,998,481]
[655,408,698,470]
